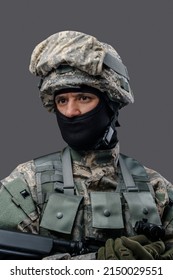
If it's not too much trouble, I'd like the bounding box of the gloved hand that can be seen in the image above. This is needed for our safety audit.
[97,235,165,260]
[97,238,135,260]
[121,236,165,260]
[158,245,173,260]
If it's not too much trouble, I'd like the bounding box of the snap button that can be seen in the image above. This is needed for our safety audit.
[143,208,149,215]
[103,209,111,217]
[56,212,63,219]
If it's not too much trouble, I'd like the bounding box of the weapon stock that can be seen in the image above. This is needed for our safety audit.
[0,229,98,259]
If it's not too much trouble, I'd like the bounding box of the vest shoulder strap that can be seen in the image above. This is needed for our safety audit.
[120,153,149,178]
[34,149,152,203]
[119,153,154,194]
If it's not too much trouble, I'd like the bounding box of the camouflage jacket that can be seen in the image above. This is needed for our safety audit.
[0,143,173,259]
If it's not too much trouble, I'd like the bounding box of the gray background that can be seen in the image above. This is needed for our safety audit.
[0,0,172,181]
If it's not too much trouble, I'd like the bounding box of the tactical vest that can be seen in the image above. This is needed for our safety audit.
[0,147,162,240]
[34,147,161,240]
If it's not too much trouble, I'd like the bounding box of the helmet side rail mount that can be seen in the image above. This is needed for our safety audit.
[38,51,130,92]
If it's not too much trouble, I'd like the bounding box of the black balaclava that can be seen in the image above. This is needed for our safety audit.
[54,86,120,151]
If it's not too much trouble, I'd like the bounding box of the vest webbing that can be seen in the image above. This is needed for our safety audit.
[34,148,162,236]
[34,148,152,205]
[118,153,155,196]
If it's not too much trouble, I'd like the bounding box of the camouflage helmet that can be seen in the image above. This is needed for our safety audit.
[29,31,134,112]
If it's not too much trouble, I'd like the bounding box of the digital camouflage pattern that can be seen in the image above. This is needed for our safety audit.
[0,31,172,260]
[1,144,173,259]
[29,31,134,112]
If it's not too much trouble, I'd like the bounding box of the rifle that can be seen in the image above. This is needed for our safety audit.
[1,219,164,259]
[0,229,100,259]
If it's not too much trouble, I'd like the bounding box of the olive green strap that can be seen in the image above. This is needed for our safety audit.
[119,154,138,191]
[119,154,151,192]
[62,147,75,195]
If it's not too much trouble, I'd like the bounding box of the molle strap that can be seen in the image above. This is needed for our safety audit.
[34,153,64,207]
[61,147,75,195]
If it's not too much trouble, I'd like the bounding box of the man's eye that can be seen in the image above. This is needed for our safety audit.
[79,96,91,101]
[59,98,66,103]
[56,97,67,104]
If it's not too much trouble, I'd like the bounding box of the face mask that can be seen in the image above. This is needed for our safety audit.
[55,96,118,151]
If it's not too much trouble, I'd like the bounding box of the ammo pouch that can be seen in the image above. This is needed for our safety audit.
[118,154,162,228]
[124,192,161,227]
[0,178,37,229]
[90,191,161,230]
[35,148,162,235]
[90,192,124,229]
[40,193,83,234]
[35,148,84,235]
[88,154,162,231]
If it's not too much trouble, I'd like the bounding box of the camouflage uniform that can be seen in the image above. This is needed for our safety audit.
[1,143,173,259]
[1,31,173,259]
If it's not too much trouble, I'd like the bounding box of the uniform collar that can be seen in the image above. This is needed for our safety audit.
[70,142,120,168]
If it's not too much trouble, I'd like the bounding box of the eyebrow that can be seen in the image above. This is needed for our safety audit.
[56,92,96,98]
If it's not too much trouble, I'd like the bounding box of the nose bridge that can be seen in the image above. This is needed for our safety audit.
[65,99,80,117]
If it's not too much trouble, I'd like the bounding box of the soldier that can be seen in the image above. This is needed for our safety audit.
[0,31,173,260]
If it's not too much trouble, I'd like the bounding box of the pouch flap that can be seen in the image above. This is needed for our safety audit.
[124,192,161,227]
[90,192,124,229]
[40,193,83,234]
